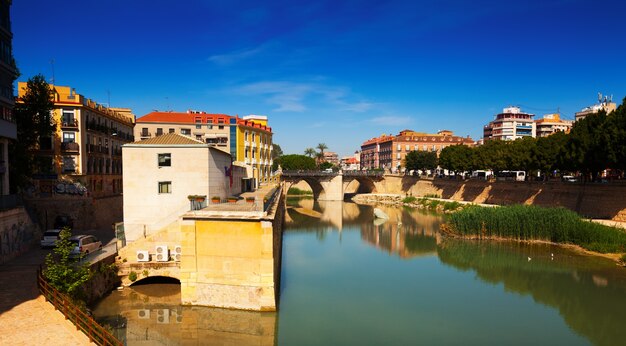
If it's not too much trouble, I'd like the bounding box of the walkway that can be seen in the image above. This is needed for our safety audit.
[0,247,91,345]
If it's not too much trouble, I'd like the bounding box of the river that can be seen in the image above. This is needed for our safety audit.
[92,198,626,345]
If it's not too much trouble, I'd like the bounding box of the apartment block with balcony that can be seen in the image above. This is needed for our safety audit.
[17,83,136,197]
[483,106,536,141]
[236,115,273,186]
[0,0,16,196]
[575,94,617,122]
[535,113,572,137]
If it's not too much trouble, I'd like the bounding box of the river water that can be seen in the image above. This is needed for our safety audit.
[93,198,626,345]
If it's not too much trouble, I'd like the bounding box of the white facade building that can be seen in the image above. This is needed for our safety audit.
[484,106,536,141]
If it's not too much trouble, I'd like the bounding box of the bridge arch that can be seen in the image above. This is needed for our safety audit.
[284,178,328,200]
[130,275,181,287]
[344,177,377,194]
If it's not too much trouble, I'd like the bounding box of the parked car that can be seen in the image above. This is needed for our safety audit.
[69,235,102,256]
[562,175,578,183]
[40,229,62,248]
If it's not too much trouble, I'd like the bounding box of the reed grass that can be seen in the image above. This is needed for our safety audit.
[445,205,626,253]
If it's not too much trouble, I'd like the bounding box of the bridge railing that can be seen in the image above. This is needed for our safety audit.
[281,170,384,178]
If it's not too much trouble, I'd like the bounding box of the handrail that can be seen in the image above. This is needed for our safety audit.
[36,268,123,346]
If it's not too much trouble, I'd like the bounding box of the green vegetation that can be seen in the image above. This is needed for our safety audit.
[404,150,437,173]
[128,271,138,282]
[278,154,316,170]
[43,228,92,299]
[445,205,626,253]
[10,74,55,192]
[142,269,149,277]
[402,196,418,204]
[288,187,313,195]
[437,98,626,181]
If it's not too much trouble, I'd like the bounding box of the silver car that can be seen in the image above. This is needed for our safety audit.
[40,229,62,248]
[69,235,102,256]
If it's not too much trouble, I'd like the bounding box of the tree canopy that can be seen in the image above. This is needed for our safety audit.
[280,154,317,170]
[10,74,55,192]
[404,151,438,173]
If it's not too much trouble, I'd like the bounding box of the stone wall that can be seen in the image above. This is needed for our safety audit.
[371,176,626,221]
[0,207,39,264]
[25,195,123,231]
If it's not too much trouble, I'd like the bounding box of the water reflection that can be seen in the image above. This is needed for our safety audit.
[438,239,626,346]
[93,283,276,345]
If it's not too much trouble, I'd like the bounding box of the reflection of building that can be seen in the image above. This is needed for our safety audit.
[135,112,273,185]
[0,0,16,195]
[360,130,474,172]
[483,106,535,141]
[16,83,136,197]
[122,133,245,242]
[575,94,617,121]
[535,113,572,137]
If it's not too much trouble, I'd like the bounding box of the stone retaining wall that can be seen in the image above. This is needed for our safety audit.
[372,176,626,221]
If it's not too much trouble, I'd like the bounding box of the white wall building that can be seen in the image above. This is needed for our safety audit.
[122,133,244,242]
[484,106,536,141]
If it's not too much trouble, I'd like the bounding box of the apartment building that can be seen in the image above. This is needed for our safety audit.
[575,94,617,122]
[16,83,135,197]
[323,151,339,165]
[535,113,572,137]
[361,130,473,172]
[0,0,16,195]
[136,111,273,186]
[483,106,535,141]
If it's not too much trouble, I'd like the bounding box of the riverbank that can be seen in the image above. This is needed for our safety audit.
[352,193,626,265]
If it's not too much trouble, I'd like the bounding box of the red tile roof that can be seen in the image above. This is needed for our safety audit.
[137,111,233,124]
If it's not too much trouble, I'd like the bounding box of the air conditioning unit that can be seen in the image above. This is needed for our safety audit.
[173,245,182,262]
[138,309,150,319]
[155,245,169,262]
[171,308,183,323]
[136,250,149,262]
[156,309,169,324]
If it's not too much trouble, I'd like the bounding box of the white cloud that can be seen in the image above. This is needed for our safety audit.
[208,44,268,65]
[368,116,412,126]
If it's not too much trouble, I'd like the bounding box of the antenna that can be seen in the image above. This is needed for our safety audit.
[107,90,111,108]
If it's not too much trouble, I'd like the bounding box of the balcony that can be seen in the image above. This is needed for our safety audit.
[61,119,79,130]
[61,142,80,154]
[140,131,151,138]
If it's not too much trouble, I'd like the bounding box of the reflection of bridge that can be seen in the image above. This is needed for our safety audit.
[281,171,385,200]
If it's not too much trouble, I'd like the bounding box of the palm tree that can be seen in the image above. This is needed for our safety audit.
[304,147,316,158]
[316,143,328,165]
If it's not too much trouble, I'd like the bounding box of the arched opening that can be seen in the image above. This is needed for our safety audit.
[354,177,376,194]
[130,276,181,287]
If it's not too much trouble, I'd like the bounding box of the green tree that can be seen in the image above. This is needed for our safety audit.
[606,97,626,172]
[280,154,317,170]
[404,151,438,174]
[475,139,508,174]
[439,144,475,174]
[564,111,611,181]
[271,143,283,161]
[506,137,536,171]
[43,228,91,299]
[316,143,328,164]
[10,74,55,192]
[531,131,568,178]
[304,147,316,158]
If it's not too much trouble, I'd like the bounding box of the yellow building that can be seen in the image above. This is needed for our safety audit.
[236,115,273,187]
[17,83,135,197]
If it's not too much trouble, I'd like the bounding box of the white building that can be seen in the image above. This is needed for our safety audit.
[483,106,535,141]
[535,113,572,137]
[122,133,245,242]
[575,94,617,122]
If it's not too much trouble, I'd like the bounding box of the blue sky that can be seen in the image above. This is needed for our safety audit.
[12,0,626,156]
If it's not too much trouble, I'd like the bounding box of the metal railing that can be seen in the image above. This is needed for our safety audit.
[36,268,122,346]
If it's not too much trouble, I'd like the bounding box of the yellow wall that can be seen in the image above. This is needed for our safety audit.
[180,218,277,311]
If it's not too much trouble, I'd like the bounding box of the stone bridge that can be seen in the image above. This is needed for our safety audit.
[280,171,385,200]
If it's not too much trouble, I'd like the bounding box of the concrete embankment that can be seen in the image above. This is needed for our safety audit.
[369,176,626,222]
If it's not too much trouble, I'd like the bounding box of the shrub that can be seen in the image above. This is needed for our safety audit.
[402,196,417,204]
[128,271,138,282]
[287,187,313,195]
[42,227,91,299]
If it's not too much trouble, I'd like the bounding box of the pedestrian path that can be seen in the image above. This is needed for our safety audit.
[0,247,91,345]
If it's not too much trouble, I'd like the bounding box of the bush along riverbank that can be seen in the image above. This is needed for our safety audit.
[441,204,626,259]
[352,194,467,213]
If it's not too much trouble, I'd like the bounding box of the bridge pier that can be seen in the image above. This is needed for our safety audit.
[318,173,344,201]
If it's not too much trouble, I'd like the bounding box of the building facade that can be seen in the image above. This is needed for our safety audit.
[122,133,246,242]
[322,151,339,165]
[575,95,617,122]
[16,83,135,197]
[361,130,474,172]
[483,106,536,141]
[136,111,273,186]
[535,113,572,137]
[0,0,15,195]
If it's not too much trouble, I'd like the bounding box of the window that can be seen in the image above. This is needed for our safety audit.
[156,128,163,136]
[181,128,191,135]
[218,125,224,130]
[397,144,401,151]
[196,135,202,140]
[207,119,213,129]
[405,144,410,151]
[158,181,172,194]
[141,127,149,136]
[169,128,175,133]
[195,118,202,129]
[63,132,75,143]
[158,153,171,167]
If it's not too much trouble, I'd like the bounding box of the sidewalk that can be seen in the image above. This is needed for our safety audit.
[0,247,91,345]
